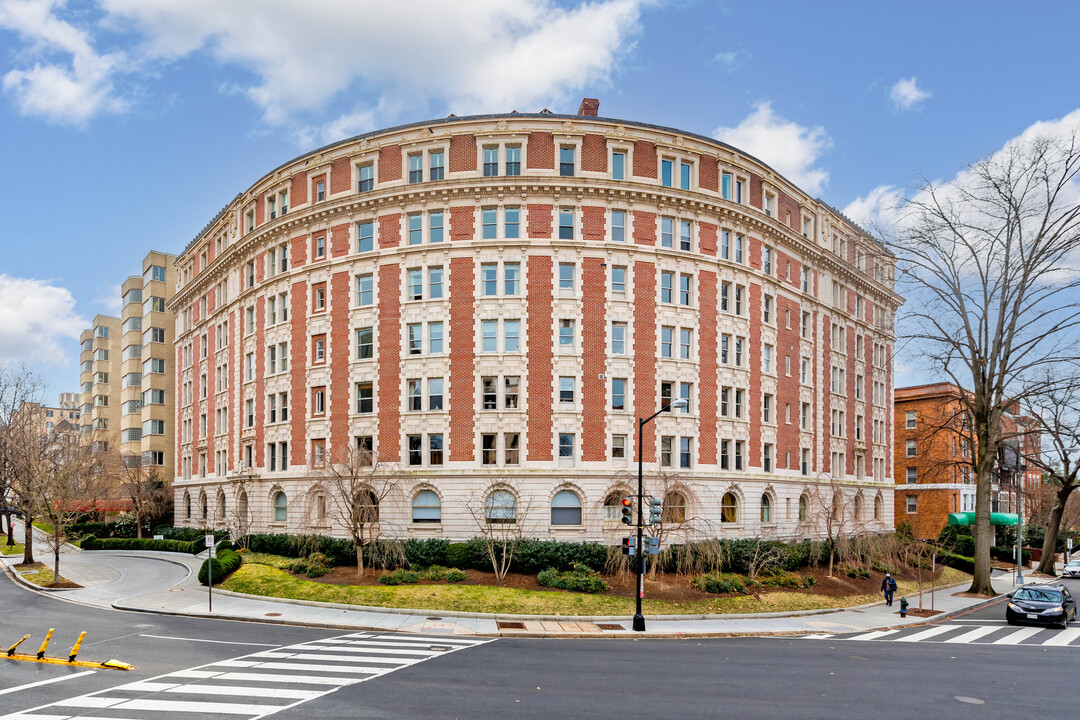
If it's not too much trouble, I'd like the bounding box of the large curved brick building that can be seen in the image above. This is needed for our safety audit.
[171,100,901,543]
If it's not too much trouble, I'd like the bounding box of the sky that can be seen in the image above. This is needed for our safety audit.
[1,0,1079,400]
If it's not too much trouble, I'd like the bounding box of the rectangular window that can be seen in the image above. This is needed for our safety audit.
[679,274,692,305]
[408,154,423,183]
[559,146,575,176]
[720,230,730,260]
[735,234,744,263]
[429,266,443,299]
[505,146,521,175]
[612,434,627,459]
[680,437,692,468]
[481,264,497,296]
[559,263,575,293]
[559,376,575,404]
[504,319,520,352]
[661,159,673,187]
[559,434,575,462]
[679,382,692,413]
[906,411,917,429]
[611,322,626,355]
[661,216,673,248]
[408,434,423,466]
[661,326,673,358]
[408,268,423,300]
[482,320,498,352]
[763,394,773,424]
[735,388,744,418]
[680,220,692,251]
[429,378,443,411]
[356,382,373,414]
[358,163,374,192]
[429,150,444,181]
[559,319,574,349]
[680,161,691,190]
[356,221,374,252]
[559,210,574,239]
[660,272,673,303]
[611,265,626,295]
[430,434,444,465]
[315,180,325,202]
[407,379,422,412]
[906,440,917,458]
[356,327,373,359]
[505,376,520,409]
[504,263,520,295]
[355,274,374,306]
[680,328,692,359]
[429,211,444,243]
[612,151,626,180]
[505,207,520,238]
[408,213,422,245]
[611,378,626,410]
[504,433,519,465]
[429,322,443,353]
[907,495,917,513]
[611,210,626,242]
[661,436,673,467]
[482,208,497,239]
[483,146,499,176]
[482,377,497,410]
[408,323,422,355]
[722,173,732,200]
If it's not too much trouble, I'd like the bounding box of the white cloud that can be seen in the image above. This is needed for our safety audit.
[92,283,122,313]
[0,0,129,126]
[0,275,85,366]
[713,102,832,195]
[713,50,749,72]
[67,0,646,138]
[889,77,930,112]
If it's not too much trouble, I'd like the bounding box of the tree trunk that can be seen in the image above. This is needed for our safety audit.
[355,542,365,577]
[22,515,34,565]
[4,510,13,546]
[53,544,61,586]
[968,455,995,596]
[1037,483,1075,575]
[136,512,143,539]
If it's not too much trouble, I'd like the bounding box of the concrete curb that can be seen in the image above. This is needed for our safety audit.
[0,557,79,593]
[206,578,975,624]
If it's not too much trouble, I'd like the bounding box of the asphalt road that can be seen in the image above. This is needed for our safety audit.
[3,571,1078,720]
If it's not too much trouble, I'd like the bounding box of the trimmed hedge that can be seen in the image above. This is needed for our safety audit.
[991,546,1031,564]
[693,573,749,595]
[81,536,196,553]
[536,565,609,593]
[199,548,242,586]
[404,539,450,568]
[937,551,975,574]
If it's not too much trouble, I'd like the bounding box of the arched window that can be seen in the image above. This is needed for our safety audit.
[309,490,327,524]
[798,494,809,522]
[760,494,772,523]
[272,491,287,523]
[356,489,379,523]
[832,493,843,521]
[217,492,226,521]
[853,494,864,521]
[412,490,441,524]
[239,491,249,519]
[874,494,883,521]
[485,489,517,523]
[199,491,208,521]
[663,491,687,524]
[184,492,191,519]
[720,492,738,523]
[551,490,582,526]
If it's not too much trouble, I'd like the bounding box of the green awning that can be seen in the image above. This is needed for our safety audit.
[947,512,1021,526]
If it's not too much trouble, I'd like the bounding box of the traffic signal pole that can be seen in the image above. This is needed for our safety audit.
[634,414,646,632]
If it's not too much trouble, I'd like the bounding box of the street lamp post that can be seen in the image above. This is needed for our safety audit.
[634,398,688,632]
[1015,464,1027,585]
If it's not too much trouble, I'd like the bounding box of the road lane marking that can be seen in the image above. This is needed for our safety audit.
[111,698,284,715]
[992,627,1045,644]
[943,626,1000,643]
[894,626,955,642]
[139,634,281,647]
[0,672,96,697]
[213,671,363,686]
[849,630,899,641]
[1041,628,1080,646]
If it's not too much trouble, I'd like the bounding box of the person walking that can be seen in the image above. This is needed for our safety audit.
[881,573,898,606]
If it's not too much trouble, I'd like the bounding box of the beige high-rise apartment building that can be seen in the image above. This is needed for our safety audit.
[78,315,120,451]
[79,251,176,474]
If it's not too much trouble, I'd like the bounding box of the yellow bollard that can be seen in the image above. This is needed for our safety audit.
[68,632,86,663]
[7,634,30,657]
[36,628,54,660]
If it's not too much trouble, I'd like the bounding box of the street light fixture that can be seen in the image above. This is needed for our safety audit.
[633,397,688,632]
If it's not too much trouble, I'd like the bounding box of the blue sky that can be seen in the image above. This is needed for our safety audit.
[2,0,1079,399]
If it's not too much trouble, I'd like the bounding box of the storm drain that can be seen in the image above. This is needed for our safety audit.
[497,621,526,630]
[597,624,625,631]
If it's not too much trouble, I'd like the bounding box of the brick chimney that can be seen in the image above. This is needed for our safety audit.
[577,98,599,117]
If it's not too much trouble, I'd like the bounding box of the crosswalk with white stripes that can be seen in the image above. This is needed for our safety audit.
[801,623,1080,647]
[1,632,492,720]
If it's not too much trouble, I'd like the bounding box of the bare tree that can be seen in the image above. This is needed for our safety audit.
[316,445,403,577]
[468,481,536,581]
[1021,370,1080,574]
[0,364,46,564]
[807,475,857,578]
[121,460,172,539]
[882,131,1080,594]
[226,475,256,547]
[34,426,108,585]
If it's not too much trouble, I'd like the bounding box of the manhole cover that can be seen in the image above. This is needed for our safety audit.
[497,621,526,630]
[265,613,282,617]
[426,617,443,621]
[597,623,625,631]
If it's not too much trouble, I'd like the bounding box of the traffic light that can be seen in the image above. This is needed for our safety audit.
[644,536,660,555]
[620,497,633,525]
[648,496,663,525]
[621,536,637,556]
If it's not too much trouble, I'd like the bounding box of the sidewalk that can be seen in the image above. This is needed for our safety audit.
[0,521,1047,638]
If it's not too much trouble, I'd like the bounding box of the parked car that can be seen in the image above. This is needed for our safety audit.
[1063,559,1080,579]
[1006,585,1077,628]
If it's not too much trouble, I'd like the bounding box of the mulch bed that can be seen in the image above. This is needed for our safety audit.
[281,562,953,604]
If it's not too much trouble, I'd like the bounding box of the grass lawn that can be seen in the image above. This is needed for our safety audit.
[220,560,970,616]
[0,543,25,557]
[15,562,76,587]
